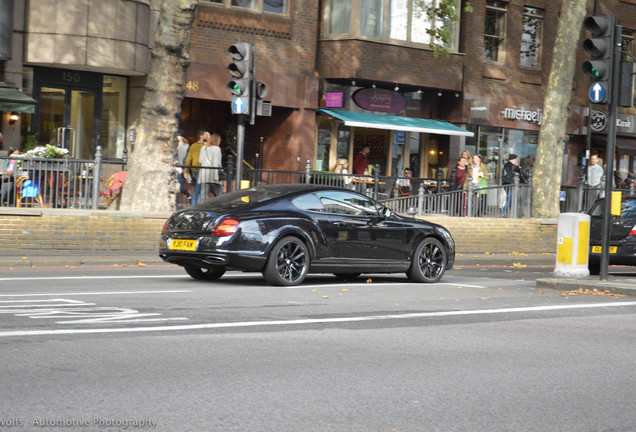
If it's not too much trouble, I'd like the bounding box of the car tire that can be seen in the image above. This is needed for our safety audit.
[333,273,361,281]
[184,266,226,281]
[407,237,447,283]
[263,236,309,286]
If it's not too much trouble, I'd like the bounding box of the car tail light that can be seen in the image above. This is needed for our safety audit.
[630,224,636,236]
[162,220,169,236]
[212,218,239,236]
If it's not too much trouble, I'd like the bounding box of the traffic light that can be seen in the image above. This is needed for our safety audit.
[227,43,253,108]
[582,15,616,104]
[255,81,268,100]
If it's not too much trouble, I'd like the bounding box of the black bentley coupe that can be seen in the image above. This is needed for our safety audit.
[159,184,455,286]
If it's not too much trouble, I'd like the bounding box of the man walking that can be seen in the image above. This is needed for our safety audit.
[185,131,206,205]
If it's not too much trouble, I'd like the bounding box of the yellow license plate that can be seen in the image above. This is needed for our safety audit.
[591,246,617,254]
[169,239,197,251]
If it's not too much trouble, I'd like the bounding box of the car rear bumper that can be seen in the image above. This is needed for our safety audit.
[159,249,266,271]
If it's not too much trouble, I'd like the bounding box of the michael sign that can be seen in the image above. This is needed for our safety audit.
[353,88,406,113]
[502,106,543,125]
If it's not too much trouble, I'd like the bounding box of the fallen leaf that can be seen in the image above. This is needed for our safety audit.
[340,288,349,292]
[21,257,28,260]
[312,289,318,293]
[322,295,329,299]
[512,262,527,268]
[137,261,147,267]
[564,288,626,297]
[366,278,373,283]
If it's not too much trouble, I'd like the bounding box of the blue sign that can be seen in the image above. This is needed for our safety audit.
[589,82,606,104]
[231,97,247,114]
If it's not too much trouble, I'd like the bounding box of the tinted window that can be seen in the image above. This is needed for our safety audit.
[316,191,380,216]
[291,194,325,213]
[589,198,636,219]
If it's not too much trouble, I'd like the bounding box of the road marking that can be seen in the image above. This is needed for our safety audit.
[287,282,487,289]
[1,301,635,337]
[0,290,190,297]
[0,298,188,325]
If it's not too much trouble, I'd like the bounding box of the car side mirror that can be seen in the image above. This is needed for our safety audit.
[383,208,393,218]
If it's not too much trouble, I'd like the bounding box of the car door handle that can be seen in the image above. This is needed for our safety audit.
[332,221,347,227]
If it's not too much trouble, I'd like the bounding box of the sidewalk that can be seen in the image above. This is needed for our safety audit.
[1,250,634,297]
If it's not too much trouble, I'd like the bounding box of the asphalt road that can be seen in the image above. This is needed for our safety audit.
[2,265,636,432]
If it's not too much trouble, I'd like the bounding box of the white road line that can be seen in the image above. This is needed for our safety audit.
[1,301,635,338]
[286,282,487,289]
[0,275,191,281]
[0,290,190,297]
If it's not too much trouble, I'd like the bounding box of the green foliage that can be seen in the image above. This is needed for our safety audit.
[414,0,473,58]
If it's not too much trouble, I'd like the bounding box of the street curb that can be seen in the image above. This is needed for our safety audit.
[536,278,636,297]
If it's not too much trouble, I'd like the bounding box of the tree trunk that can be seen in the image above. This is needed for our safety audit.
[119,0,198,212]
[532,0,587,219]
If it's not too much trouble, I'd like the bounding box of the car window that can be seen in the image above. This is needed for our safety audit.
[589,198,636,219]
[316,191,380,217]
[291,193,325,213]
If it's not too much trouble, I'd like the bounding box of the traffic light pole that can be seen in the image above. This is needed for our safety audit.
[235,114,246,191]
[600,24,622,281]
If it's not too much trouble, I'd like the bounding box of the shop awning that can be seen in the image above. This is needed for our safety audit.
[0,82,37,113]
[318,108,474,137]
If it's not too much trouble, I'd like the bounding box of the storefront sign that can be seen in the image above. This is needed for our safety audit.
[325,92,343,108]
[501,106,543,125]
[469,99,490,119]
[353,88,406,113]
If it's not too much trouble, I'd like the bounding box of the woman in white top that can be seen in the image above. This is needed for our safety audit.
[198,133,223,203]
[333,158,354,189]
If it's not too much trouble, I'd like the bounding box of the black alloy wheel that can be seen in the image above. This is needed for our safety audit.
[263,236,309,286]
[184,266,226,281]
[407,237,447,283]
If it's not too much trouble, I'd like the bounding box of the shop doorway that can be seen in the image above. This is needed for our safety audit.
[33,68,103,159]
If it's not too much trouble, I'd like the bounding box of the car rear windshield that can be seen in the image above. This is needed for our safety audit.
[197,187,287,210]
[589,198,636,219]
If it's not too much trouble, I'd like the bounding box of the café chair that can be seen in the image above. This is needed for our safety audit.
[99,171,128,208]
[16,176,44,208]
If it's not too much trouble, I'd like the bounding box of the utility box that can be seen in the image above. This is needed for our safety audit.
[554,213,591,278]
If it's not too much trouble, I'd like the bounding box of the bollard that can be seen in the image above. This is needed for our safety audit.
[305,160,311,184]
[417,183,425,216]
[554,212,591,278]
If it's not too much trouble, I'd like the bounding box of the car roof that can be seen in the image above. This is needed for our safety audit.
[244,184,353,195]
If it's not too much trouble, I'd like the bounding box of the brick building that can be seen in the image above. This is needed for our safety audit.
[1,0,636,187]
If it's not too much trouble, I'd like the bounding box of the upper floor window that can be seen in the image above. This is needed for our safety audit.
[484,0,507,63]
[205,0,288,15]
[325,0,460,52]
[520,6,544,69]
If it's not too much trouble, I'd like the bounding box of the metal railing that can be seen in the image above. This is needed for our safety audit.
[5,151,634,216]
[1,146,126,210]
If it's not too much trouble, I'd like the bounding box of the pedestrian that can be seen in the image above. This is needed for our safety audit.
[471,153,489,216]
[396,167,413,195]
[333,158,354,189]
[352,146,371,175]
[198,133,223,203]
[185,130,206,205]
[501,153,521,217]
[175,129,191,201]
[449,156,469,216]
[587,154,603,202]
[1,146,20,204]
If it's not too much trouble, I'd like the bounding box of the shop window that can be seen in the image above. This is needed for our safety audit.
[336,125,351,161]
[484,0,507,63]
[316,121,331,171]
[204,0,288,15]
[325,0,460,52]
[520,6,543,69]
[101,76,128,159]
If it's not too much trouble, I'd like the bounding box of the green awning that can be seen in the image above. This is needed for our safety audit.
[319,108,474,137]
[0,82,37,113]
